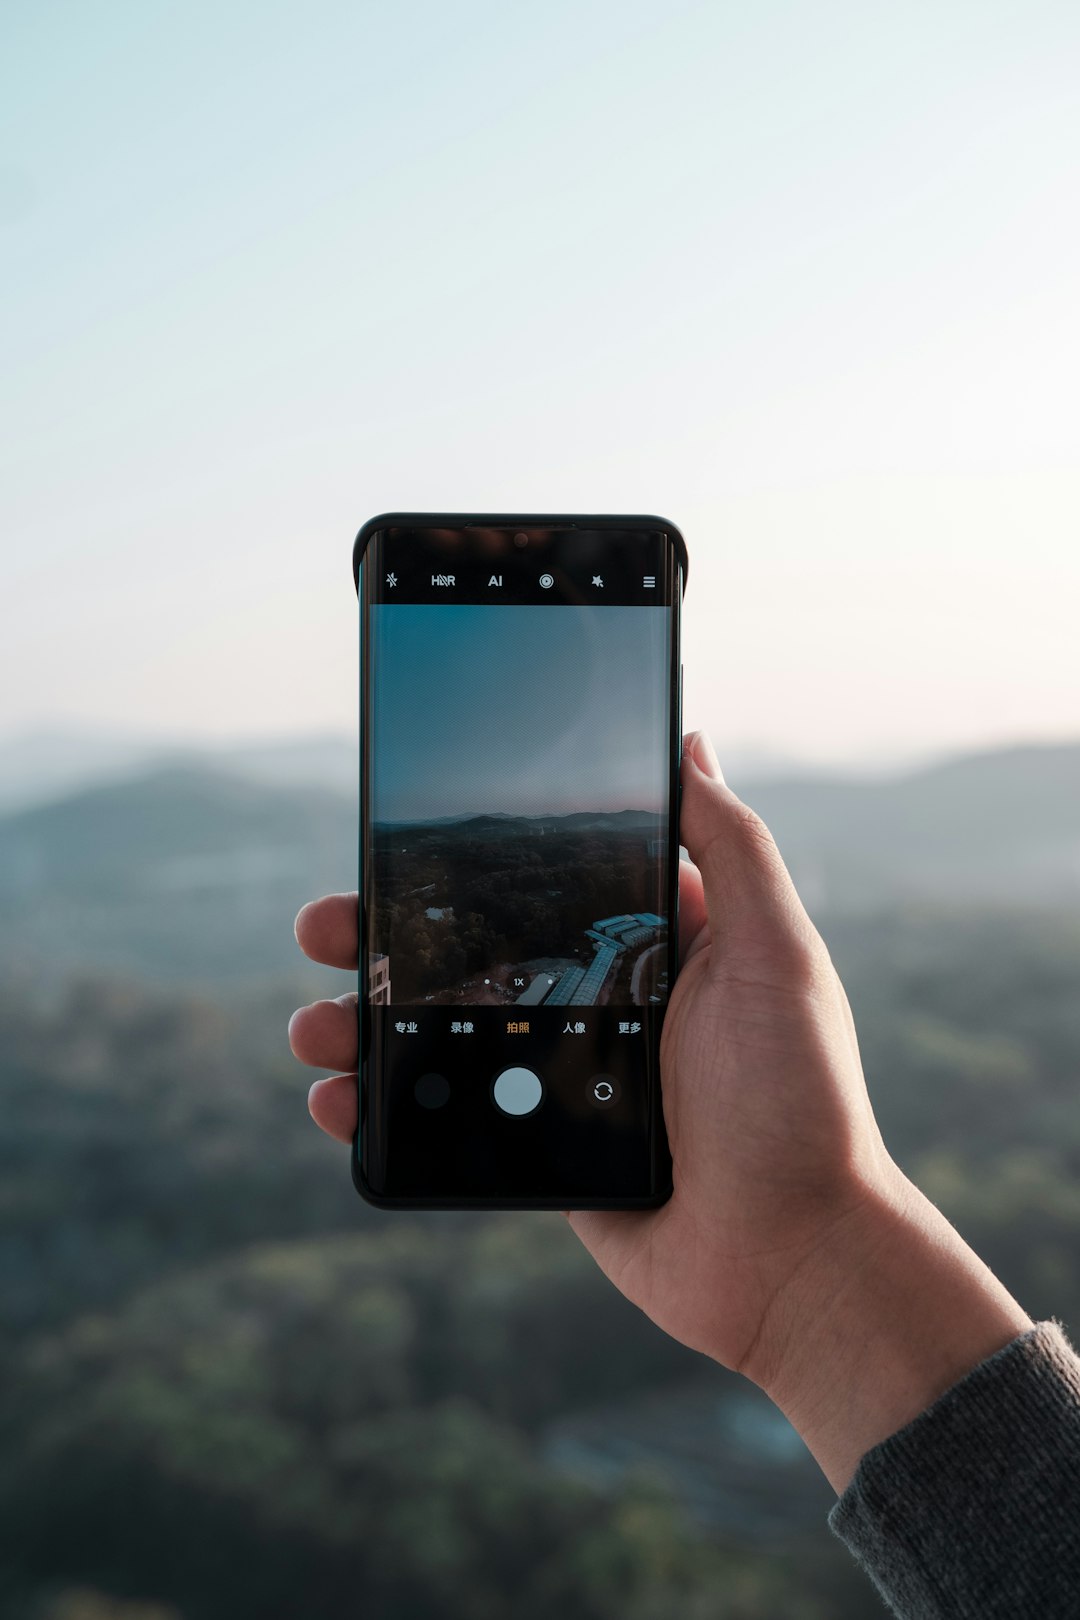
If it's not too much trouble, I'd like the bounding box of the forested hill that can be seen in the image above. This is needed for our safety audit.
[0,767,354,989]
[2,741,1079,1620]
[0,741,1077,985]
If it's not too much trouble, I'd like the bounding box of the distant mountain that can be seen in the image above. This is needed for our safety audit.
[0,728,820,813]
[375,812,520,830]
[746,742,1080,910]
[0,727,178,811]
[0,741,1077,987]
[378,809,663,833]
[0,765,355,988]
[0,727,359,811]
[556,809,663,830]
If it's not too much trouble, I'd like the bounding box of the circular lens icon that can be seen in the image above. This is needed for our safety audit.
[539,573,554,589]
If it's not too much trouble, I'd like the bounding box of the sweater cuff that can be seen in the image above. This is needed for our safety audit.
[828,1319,1080,1619]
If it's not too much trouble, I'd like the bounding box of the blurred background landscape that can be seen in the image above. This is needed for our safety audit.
[2,732,1079,1619]
[3,0,1079,1615]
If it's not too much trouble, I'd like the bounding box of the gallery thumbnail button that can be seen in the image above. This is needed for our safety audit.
[414,1073,451,1110]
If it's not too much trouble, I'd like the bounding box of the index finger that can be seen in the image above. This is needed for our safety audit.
[294,893,358,969]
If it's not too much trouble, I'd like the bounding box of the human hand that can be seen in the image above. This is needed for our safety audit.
[567,730,896,1375]
[289,731,1030,1491]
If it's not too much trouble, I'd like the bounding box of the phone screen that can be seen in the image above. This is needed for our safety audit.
[358,521,680,1205]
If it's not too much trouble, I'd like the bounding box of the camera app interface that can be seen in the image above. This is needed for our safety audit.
[367,553,673,1018]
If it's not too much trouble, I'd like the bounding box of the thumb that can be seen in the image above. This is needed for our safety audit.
[679,732,814,952]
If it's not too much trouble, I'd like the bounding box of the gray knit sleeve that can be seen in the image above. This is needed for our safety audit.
[828,1320,1080,1617]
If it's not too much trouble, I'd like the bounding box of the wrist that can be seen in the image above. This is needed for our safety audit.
[741,1163,1033,1493]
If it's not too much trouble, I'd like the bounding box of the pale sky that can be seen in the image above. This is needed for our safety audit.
[2,1,1078,768]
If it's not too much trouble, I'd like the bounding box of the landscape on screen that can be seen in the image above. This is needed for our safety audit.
[369,603,673,1008]
[371,810,669,1007]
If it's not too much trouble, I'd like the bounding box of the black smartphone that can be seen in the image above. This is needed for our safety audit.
[353,514,686,1208]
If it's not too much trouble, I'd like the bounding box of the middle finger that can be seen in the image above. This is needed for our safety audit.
[288,992,359,1072]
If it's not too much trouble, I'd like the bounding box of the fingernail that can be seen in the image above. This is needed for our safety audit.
[686,730,725,783]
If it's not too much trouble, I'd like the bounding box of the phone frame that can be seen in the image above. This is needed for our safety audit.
[352,512,687,1209]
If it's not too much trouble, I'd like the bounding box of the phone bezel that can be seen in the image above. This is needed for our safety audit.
[352,512,686,1209]
[353,511,689,595]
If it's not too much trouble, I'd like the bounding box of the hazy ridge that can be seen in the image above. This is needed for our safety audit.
[0,738,1076,986]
